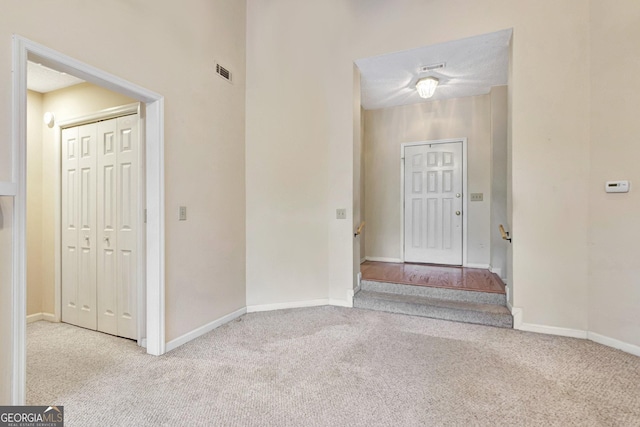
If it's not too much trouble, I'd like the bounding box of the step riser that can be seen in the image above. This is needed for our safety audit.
[361,280,507,305]
[354,296,513,329]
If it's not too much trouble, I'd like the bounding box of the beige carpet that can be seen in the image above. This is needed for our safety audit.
[27,306,640,426]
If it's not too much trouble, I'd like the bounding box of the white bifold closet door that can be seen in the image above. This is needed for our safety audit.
[61,113,139,340]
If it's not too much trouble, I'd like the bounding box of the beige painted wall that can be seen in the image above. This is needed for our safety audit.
[32,83,136,317]
[490,86,509,280]
[26,90,43,316]
[1,0,246,403]
[588,0,640,347]
[246,0,590,331]
[363,94,493,265]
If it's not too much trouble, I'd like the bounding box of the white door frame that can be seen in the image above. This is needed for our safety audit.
[11,35,166,405]
[400,138,468,265]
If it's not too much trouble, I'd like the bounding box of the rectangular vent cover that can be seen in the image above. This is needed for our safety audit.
[216,63,232,82]
[419,63,446,73]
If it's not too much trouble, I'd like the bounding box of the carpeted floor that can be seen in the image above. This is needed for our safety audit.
[27,306,640,426]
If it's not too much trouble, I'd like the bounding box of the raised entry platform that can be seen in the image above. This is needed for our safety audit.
[355,261,513,328]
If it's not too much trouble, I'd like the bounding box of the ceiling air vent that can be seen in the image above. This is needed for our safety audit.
[215,63,232,83]
[419,62,446,73]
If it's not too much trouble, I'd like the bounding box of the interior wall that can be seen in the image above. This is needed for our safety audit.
[588,0,640,347]
[490,86,508,279]
[26,90,43,316]
[363,94,492,265]
[36,83,136,316]
[1,0,247,402]
[246,0,591,332]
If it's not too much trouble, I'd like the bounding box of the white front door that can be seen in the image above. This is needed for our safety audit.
[404,142,463,265]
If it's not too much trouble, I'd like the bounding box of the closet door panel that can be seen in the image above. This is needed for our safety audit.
[61,127,80,326]
[116,114,139,340]
[97,118,118,335]
[76,123,98,330]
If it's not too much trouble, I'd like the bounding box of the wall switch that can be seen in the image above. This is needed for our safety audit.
[470,193,483,202]
[336,208,347,219]
[179,206,187,221]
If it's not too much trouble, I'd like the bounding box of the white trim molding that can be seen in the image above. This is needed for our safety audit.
[517,322,588,339]
[26,313,56,324]
[247,299,331,313]
[464,263,491,270]
[490,266,503,279]
[588,332,640,357]
[365,256,402,263]
[165,308,246,352]
[509,305,522,329]
[0,182,17,196]
[511,306,640,357]
[11,35,166,404]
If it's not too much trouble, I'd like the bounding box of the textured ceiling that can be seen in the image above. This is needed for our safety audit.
[27,61,85,94]
[356,29,512,110]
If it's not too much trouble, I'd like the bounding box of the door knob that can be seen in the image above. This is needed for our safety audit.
[456,193,461,198]
[456,211,461,216]
[104,237,110,245]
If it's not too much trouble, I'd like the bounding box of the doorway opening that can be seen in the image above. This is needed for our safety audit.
[352,29,512,327]
[11,35,166,404]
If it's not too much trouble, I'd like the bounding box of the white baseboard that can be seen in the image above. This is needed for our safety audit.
[588,332,640,357]
[511,307,640,357]
[26,313,42,324]
[165,307,246,352]
[508,305,522,329]
[247,299,330,313]
[360,257,366,264]
[365,256,402,263]
[516,322,588,339]
[27,312,56,324]
[42,313,56,322]
[464,263,490,269]
[329,298,352,308]
[490,267,502,278]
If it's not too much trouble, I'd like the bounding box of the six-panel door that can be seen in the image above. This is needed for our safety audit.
[62,113,139,340]
[404,142,463,265]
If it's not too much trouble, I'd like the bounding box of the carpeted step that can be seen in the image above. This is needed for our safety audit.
[361,279,506,305]
[353,290,513,329]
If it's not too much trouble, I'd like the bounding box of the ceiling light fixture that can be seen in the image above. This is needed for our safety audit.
[416,76,439,99]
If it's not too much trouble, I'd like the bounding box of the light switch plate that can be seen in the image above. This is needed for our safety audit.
[336,208,347,219]
[179,206,187,221]
[470,193,483,202]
